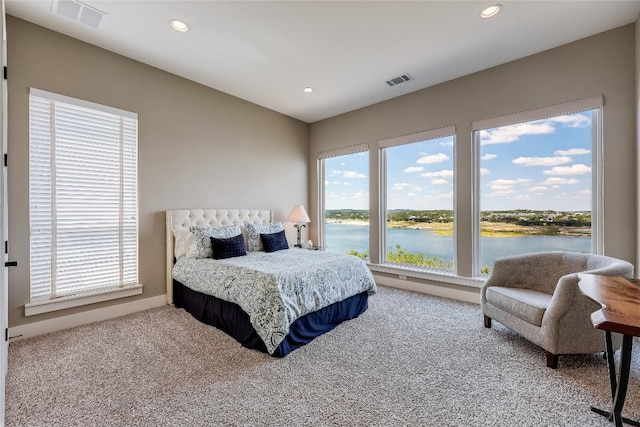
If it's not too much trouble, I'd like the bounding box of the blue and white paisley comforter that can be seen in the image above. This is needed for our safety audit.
[172,249,377,354]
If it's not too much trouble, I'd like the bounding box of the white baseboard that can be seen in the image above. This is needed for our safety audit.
[374,274,480,305]
[8,294,167,342]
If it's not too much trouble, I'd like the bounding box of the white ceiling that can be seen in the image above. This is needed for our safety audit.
[6,1,640,123]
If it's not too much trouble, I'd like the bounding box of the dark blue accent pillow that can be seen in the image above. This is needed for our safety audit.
[210,234,247,259]
[260,230,289,253]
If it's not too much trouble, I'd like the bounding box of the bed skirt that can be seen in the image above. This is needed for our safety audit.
[173,279,369,357]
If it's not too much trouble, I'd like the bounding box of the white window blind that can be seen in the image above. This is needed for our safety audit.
[29,88,138,301]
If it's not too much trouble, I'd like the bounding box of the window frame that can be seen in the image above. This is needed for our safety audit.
[317,143,369,254]
[379,125,457,273]
[27,88,141,315]
[471,96,604,276]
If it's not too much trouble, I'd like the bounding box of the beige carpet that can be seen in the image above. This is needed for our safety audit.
[6,285,640,426]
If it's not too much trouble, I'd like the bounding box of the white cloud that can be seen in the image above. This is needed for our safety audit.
[431,179,448,185]
[417,153,449,164]
[440,140,454,147]
[514,195,531,201]
[543,163,591,176]
[407,192,416,198]
[480,113,591,145]
[550,113,591,128]
[421,169,453,178]
[555,148,590,156]
[488,178,530,193]
[404,166,423,173]
[353,191,367,200]
[491,185,515,192]
[542,177,580,185]
[488,189,515,196]
[392,182,410,190]
[512,156,572,166]
[481,153,497,161]
[343,181,350,186]
[480,122,555,145]
[528,186,549,192]
[325,189,369,210]
[439,191,453,199]
[580,189,592,196]
[480,168,490,175]
[490,178,531,186]
[329,169,366,179]
[343,170,367,179]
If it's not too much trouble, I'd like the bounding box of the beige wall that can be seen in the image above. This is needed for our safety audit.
[6,16,309,327]
[636,15,640,271]
[309,25,637,280]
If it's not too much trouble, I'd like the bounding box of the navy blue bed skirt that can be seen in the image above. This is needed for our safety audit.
[173,280,369,357]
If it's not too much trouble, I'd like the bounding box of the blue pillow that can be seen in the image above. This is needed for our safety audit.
[210,234,247,259]
[260,230,289,253]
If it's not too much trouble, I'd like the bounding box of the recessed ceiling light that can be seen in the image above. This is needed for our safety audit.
[170,19,190,32]
[480,4,502,19]
[303,87,314,93]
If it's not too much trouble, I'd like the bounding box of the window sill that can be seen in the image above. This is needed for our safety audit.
[367,263,485,289]
[25,284,143,316]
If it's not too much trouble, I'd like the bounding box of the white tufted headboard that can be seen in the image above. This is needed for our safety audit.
[165,208,272,305]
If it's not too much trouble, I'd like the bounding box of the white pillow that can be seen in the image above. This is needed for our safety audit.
[189,225,242,258]
[245,222,284,252]
[173,229,197,259]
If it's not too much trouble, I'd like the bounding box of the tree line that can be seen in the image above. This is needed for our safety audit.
[326,209,591,227]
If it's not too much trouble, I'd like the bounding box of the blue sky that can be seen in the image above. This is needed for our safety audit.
[324,111,593,212]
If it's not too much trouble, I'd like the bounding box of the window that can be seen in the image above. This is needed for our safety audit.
[473,97,602,274]
[319,146,369,258]
[381,127,455,271]
[28,88,140,314]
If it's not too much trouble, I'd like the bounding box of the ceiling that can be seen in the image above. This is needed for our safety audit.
[6,1,640,123]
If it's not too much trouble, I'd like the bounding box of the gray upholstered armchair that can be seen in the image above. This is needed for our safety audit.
[481,251,634,368]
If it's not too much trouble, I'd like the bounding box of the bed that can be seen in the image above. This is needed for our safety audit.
[166,208,377,356]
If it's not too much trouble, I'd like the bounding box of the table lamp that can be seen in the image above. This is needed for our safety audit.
[286,204,310,247]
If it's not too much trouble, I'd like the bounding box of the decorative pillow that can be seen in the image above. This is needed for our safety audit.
[173,229,197,259]
[245,222,284,252]
[260,230,289,253]
[189,224,242,258]
[210,234,247,260]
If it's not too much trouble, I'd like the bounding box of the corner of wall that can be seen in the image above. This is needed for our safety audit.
[636,15,640,275]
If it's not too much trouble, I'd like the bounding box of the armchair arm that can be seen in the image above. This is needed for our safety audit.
[545,258,634,324]
[542,273,584,326]
[541,272,604,350]
[542,257,634,346]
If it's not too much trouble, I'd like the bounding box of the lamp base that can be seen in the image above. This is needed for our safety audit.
[295,224,304,248]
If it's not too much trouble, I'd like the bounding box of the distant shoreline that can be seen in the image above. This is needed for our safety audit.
[325,219,591,237]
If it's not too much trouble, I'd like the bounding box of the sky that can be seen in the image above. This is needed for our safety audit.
[324,110,593,212]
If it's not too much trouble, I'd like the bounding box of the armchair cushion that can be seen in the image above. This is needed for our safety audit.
[485,287,552,327]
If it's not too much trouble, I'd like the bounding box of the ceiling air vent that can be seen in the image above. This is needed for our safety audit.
[52,0,107,30]
[385,74,413,87]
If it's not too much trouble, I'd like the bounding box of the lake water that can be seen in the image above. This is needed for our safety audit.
[325,223,591,269]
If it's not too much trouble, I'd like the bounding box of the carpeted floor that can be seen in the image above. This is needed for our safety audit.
[6,285,640,426]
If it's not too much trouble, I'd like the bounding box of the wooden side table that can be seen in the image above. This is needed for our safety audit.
[578,273,640,427]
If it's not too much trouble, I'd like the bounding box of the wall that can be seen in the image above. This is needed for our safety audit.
[309,24,637,295]
[637,15,640,272]
[6,16,309,328]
